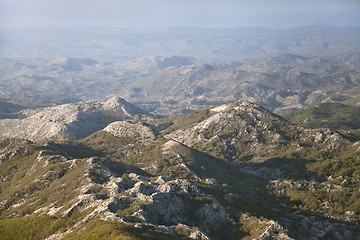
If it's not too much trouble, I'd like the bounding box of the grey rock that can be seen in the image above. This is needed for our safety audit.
[0,97,151,141]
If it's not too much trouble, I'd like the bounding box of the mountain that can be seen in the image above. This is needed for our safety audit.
[0,97,152,142]
[0,100,359,239]
[164,101,350,163]
[0,56,194,107]
[328,51,360,69]
[239,53,336,72]
[1,51,359,115]
[122,52,360,115]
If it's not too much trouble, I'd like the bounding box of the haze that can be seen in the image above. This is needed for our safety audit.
[1,0,360,29]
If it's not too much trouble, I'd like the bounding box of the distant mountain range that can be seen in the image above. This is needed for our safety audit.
[1,51,359,115]
[122,52,360,115]
[1,26,360,62]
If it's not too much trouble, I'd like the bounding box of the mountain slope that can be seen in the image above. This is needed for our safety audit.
[285,102,360,129]
[0,97,152,141]
[165,100,349,163]
[0,101,24,119]
[0,100,359,239]
[284,102,360,140]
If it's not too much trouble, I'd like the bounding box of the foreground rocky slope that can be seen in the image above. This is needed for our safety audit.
[0,100,359,239]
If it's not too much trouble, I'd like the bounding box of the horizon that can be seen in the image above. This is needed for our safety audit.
[2,24,360,31]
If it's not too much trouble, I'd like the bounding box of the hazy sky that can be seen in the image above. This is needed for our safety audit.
[1,0,359,29]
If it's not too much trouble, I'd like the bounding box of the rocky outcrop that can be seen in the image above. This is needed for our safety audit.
[1,99,359,240]
[165,100,350,162]
[103,121,156,142]
[40,155,216,239]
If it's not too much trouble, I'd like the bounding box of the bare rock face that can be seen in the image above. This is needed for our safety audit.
[165,100,294,160]
[0,97,151,142]
[38,155,214,239]
[103,121,156,142]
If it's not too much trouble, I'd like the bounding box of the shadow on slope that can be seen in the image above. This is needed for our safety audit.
[167,139,360,239]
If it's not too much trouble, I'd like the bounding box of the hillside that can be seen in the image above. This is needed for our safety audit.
[284,102,360,140]
[0,97,152,142]
[0,100,359,239]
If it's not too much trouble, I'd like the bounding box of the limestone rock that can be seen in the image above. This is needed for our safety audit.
[0,97,151,141]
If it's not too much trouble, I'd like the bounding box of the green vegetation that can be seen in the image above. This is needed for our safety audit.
[116,200,147,216]
[81,131,136,158]
[161,109,212,135]
[260,142,360,219]
[0,216,179,240]
[63,219,181,240]
[1,99,360,239]
[0,207,94,240]
[284,102,360,140]
[0,215,63,240]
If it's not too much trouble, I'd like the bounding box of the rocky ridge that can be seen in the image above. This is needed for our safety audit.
[0,100,359,239]
[0,97,152,142]
[165,100,348,162]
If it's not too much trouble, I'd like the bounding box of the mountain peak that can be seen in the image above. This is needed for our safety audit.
[103,96,150,116]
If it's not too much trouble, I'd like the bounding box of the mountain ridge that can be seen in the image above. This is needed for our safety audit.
[1,51,359,115]
[0,97,152,142]
[2,99,358,239]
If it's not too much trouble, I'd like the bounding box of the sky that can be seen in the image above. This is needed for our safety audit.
[0,0,360,29]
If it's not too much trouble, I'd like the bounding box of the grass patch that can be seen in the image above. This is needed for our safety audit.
[63,219,180,240]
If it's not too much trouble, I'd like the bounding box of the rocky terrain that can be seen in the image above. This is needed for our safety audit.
[0,100,359,239]
[122,52,360,115]
[0,56,194,107]
[0,97,152,141]
[0,24,359,239]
